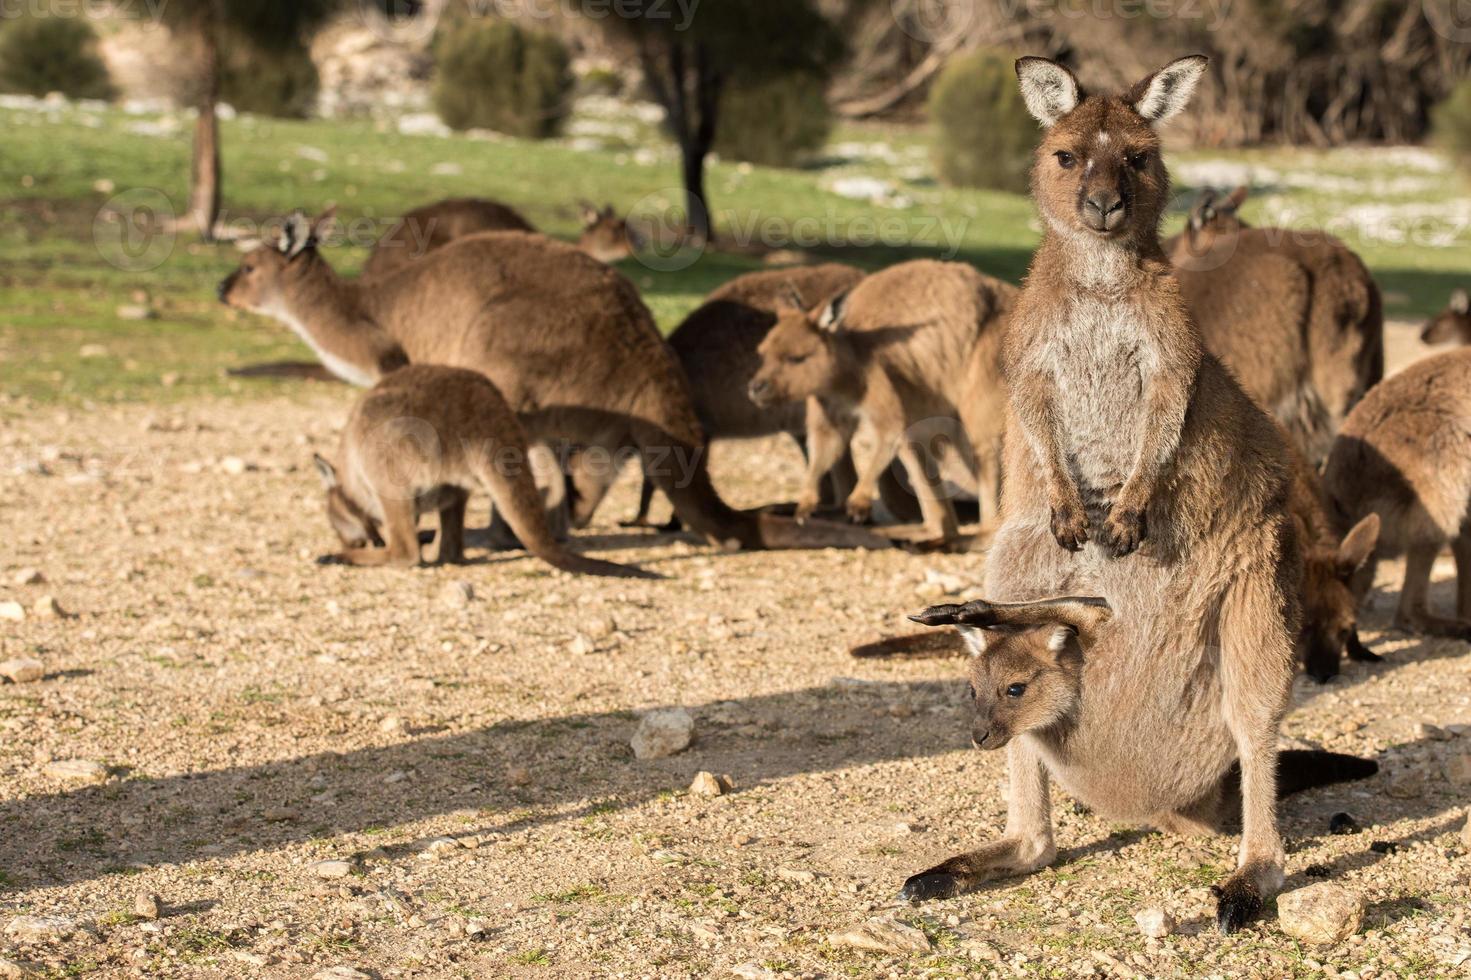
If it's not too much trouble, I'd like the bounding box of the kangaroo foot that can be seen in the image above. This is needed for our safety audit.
[1211,878,1263,935]
[1345,632,1382,663]
[899,839,1053,903]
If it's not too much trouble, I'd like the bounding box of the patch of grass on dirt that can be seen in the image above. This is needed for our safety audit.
[509,947,552,965]
[533,883,607,904]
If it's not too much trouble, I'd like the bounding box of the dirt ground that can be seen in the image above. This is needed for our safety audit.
[0,323,1469,979]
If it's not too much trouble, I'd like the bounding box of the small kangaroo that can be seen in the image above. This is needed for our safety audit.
[1323,348,1471,639]
[748,260,1014,541]
[1421,288,1471,346]
[623,263,866,528]
[219,212,888,553]
[972,55,1303,932]
[901,597,1377,907]
[1171,185,1384,449]
[313,365,658,578]
[363,197,638,280]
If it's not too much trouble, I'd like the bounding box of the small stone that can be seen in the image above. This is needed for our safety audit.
[1134,908,1175,938]
[383,771,408,784]
[775,866,819,884]
[1369,840,1399,855]
[13,569,43,586]
[731,963,777,980]
[568,633,596,656]
[42,759,107,783]
[262,807,298,822]
[133,894,161,920]
[3,915,80,942]
[439,580,474,608]
[828,915,932,954]
[689,771,730,797]
[0,601,24,622]
[631,707,694,760]
[1386,770,1424,798]
[115,304,157,321]
[1447,724,1471,737]
[309,860,354,880]
[424,837,460,856]
[584,616,616,640]
[0,658,44,684]
[0,957,40,978]
[1415,722,1451,741]
[505,765,531,787]
[1328,812,1361,836]
[219,456,251,475]
[465,920,490,940]
[31,595,65,619]
[379,716,403,734]
[1277,883,1364,945]
[1443,754,1471,786]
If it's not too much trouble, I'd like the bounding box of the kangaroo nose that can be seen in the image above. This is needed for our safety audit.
[1083,192,1125,232]
[747,379,771,404]
[216,274,235,304]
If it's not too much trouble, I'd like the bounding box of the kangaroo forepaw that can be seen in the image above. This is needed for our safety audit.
[1101,506,1147,557]
[1211,879,1264,935]
[899,871,965,903]
[1345,632,1381,663]
[1049,502,1089,551]
[846,495,874,525]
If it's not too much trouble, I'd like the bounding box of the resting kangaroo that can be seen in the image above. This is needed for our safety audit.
[219,213,888,553]
[1421,288,1471,346]
[313,365,657,579]
[624,263,866,528]
[924,55,1304,933]
[904,597,1377,907]
[363,198,638,280]
[1171,185,1384,459]
[1323,348,1471,639]
[748,260,1014,541]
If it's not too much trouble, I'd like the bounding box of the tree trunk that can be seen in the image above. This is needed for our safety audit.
[186,28,222,241]
[680,142,710,243]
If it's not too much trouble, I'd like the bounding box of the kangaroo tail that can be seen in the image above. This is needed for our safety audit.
[473,451,661,580]
[850,631,966,659]
[1276,750,1379,798]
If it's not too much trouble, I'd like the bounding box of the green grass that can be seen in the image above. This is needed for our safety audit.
[2,97,1467,406]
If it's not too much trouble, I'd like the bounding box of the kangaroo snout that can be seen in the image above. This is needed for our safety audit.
[1082,191,1126,233]
[216,272,237,304]
[747,377,774,406]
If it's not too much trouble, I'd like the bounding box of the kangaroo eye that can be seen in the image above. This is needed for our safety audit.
[782,354,809,366]
[1055,151,1076,170]
[1127,151,1150,170]
[1005,683,1027,698]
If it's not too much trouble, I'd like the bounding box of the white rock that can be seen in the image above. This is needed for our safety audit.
[439,580,474,608]
[0,658,44,684]
[584,616,616,640]
[31,596,64,619]
[0,601,24,622]
[115,305,157,321]
[3,915,81,942]
[379,716,403,733]
[0,956,40,978]
[689,771,731,797]
[774,866,819,884]
[1277,883,1364,945]
[568,633,596,656]
[13,569,43,586]
[219,456,252,475]
[309,860,354,880]
[731,964,778,980]
[1134,907,1175,938]
[42,759,107,783]
[133,894,161,920]
[424,837,461,856]
[1415,722,1451,741]
[828,915,932,954]
[631,707,694,759]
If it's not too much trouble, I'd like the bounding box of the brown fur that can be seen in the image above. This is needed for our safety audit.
[748,260,1014,540]
[313,365,657,578]
[1420,288,1471,346]
[1170,186,1384,460]
[362,198,637,280]
[219,215,890,553]
[1323,348,1471,639]
[922,56,1301,934]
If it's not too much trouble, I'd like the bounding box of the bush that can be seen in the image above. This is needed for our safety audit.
[929,51,1038,193]
[218,35,320,119]
[432,20,572,139]
[714,71,833,168]
[1432,79,1471,168]
[0,16,114,101]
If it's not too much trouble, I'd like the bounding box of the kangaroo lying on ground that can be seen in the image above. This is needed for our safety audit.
[1170,186,1384,460]
[219,213,888,553]
[621,263,867,528]
[903,597,1377,908]
[747,260,1014,542]
[953,54,1305,933]
[1421,288,1471,346]
[313,365,657,578]
[363,198,639,280]
[1323,348,1471,639]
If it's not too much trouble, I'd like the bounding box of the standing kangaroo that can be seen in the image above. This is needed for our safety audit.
[748,260,1014,541]
[918,56,1304,933]
[363,198,639,280]
[218,215,888,553]
[313,365,657,579]
[1171,185,1384,454]
[1323,348,1471,639]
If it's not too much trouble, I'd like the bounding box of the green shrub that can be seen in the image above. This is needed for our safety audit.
[0,16,114,101]
[219,35,320,119]
[1432,78,1471,168]
[714,71,832,168]
[929,51,1038,193]
[432,20,573,139]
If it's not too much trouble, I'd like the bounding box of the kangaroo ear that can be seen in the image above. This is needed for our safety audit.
[311,205,339,243]
[1190,189,1217,230]
[1224,185,1249,212]
[579,200,600,225]
[1336,513,1379,579]
[778,284,807,312]
[280,211,315,258]
[1015,56,1081,127]
[816,290,850,332]
[912,596,1112,647]
[1452,288,1470,315]
[1128,54,1209,124]
[312,453,339,490]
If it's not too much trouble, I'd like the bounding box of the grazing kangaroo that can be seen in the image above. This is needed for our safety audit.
[747,260,1014,541]
[219,213,888,553]
[1171,185,1384,455]
[623,263,866,528]
[1421,288,1471,346]
[928,55,1305,933]
[363,198,638,280]
[313,365,657,579]
[903,597,1378,906]
[1323,348,1471,639]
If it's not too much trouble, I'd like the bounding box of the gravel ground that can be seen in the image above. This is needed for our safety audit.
[0,324,1468,979]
